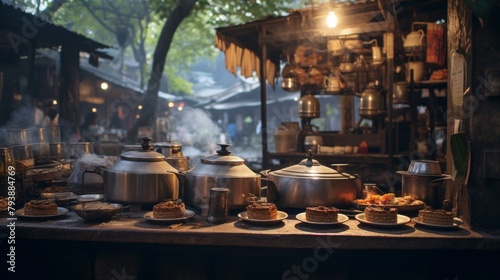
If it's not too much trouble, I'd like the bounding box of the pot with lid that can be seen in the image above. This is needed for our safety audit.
[183,144,261,212]
[261,151,360,208]
[103,137,180,204]
[155,140,189,172]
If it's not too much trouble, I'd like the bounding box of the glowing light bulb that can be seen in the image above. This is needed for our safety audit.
[326,11,338,28]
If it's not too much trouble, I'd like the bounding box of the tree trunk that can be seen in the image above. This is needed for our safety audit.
[127,0,198,143]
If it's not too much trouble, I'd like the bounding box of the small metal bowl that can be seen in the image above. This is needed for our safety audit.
[407,160,442,175]
[72,202,122,221]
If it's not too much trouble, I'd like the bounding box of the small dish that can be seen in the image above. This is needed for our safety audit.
[355,213,410,227]
[412,217,462,229]
[72,202,122,221]
[144,210,195,222]
[296,213,349,225]
[77,194,104,203]
[238,211,288,225]
[16,207,69,219]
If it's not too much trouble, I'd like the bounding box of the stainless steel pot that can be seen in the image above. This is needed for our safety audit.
[356,83,384,119]
[298,94,320,118]
[103,137,180,204]
[183,144,261,211]
[155,141,189,171]
[397,171,452,209]
[261,152,359,208]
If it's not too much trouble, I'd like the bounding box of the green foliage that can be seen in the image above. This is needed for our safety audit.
[15,0,303,95]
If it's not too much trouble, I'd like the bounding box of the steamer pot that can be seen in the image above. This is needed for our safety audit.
[183,144,261,211]
[103,137,180,204]
[261,151,360,208]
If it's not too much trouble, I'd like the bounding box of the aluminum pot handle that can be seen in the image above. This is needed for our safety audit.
[428,175,452,188]
[259,169,278,203]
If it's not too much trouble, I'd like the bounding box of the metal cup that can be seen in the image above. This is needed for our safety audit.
[207,187,229,223]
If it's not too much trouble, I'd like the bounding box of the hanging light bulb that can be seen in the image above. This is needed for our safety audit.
[326,11,338,28]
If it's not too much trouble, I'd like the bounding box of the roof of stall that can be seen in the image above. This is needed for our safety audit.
[214,0,390,87]
[0,1,112,62]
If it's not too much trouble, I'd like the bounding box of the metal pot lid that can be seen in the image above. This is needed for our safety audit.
[272,151,354,179]
[120,137,165,162]
[201,144,244,165]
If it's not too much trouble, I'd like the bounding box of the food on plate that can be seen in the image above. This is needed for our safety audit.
[0,197,8,211]
[24,199,58,215]
[306,206,339,222]
[246,202,278,220]
[429,68,447,80]
[153,200,186,219]
[355,194,424,206]
[418,206,454,226]
[364,206,398,223]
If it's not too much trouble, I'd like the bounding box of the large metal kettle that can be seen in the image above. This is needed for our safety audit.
[356,82,385,119]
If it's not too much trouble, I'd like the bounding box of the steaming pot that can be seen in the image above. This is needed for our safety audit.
[261,151,359,208]
[103,137,180,204]
[183,144,261,211]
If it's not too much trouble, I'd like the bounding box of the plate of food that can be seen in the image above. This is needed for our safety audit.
[355,213,410,227]
[144,210,195,222]
[144,200,194,223]
[16,201,69,219]
[296,213,349,225]
[352,193,426,212]
[238,211,288,225]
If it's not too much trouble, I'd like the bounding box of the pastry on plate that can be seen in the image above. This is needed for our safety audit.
[153,200,186,219]
[24,199,58,215]
[306,206,339,222]
[364,206,397,223]
[246,202,278,220]
[418,206,454,226]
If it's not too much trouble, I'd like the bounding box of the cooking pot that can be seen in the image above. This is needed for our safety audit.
[298,93,320,118]
[50,142,68,161]
[182,144,261,211]
[261,151,360,208]
[397,172,452,209]
[103,137,180,204]
[356,83,384,119]
[155,141,189,171]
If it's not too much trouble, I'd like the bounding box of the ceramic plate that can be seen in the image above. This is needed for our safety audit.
[296,213,349,225]
[16,207,69,219]
[412,217,462,229]
[238,211,288,225]
[144,210,195,222]
[355,213,410,227]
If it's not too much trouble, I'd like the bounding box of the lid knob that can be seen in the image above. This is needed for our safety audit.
[216,144,232,156]
[141,137,154,151]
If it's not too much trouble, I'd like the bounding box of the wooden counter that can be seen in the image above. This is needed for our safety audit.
[1,209,499,279]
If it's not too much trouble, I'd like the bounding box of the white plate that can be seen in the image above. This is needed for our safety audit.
[77,194,104,202]
[412,217,462,229]
[355,213,410,227]
[16,207,69,219]
[238,211,288,225]
[296,213,349,225]
[144,209,195,222]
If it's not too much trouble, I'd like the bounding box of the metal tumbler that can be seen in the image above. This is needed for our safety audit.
[207,187,229,223]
